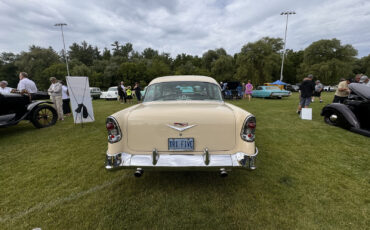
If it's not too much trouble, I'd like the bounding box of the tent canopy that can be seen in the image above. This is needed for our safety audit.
[270,80,287,85]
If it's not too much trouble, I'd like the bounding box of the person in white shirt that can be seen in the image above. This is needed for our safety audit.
[0,80,12,94]
[13,72,38,94]
[61,82,71,116]
[48,77,63,121]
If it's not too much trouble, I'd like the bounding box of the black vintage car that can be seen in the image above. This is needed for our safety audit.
[321,83,370,137]
[0,92,57,128]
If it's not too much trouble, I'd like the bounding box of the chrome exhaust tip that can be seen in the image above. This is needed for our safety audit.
[220,168,228,177]
[134,168,143,177]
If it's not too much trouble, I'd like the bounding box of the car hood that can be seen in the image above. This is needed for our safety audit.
[124,101,236,152]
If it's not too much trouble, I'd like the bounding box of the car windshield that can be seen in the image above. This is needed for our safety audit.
[108,87,117,92]
[266,86,280,90]
[143,81,222,102]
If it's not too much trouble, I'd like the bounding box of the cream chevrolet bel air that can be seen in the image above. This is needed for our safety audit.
[105,75,258,177]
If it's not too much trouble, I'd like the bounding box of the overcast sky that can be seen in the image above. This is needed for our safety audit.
[1,0,369,57]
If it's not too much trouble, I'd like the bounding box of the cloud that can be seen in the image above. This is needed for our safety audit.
[0,0,369,57]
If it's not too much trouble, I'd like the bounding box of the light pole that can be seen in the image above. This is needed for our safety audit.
[54,23,70,76]
[279,11,295,81]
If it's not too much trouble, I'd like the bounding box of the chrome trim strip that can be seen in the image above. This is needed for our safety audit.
[105,147,259,171]
[167,124,197,132]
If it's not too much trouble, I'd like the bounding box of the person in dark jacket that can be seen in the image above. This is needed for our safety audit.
[297,74,315,114]
[134,82,142,101]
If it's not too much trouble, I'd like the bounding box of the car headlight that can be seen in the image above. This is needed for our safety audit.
[106,116,122,143]
[241,115,256,142]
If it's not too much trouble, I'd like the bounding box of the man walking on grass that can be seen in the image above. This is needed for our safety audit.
[312,80,323,103]
[297,74,315,115]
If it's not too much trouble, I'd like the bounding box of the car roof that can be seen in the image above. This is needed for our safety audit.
[349,83,370,100]
[149,75,219,85]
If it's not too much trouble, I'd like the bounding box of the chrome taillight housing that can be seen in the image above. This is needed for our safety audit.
[106,116,122,143]
[241,115,256,142]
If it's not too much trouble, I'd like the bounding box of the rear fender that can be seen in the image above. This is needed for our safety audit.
[321,103,360,128]
[27,101,53,112]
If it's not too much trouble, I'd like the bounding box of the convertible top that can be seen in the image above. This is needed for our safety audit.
[349,83,370,100]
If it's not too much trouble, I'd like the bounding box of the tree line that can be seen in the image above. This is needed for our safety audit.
[0,37,369,90]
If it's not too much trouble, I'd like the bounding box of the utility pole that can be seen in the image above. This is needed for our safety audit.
[280,11,295,81]
[54,23,70,76]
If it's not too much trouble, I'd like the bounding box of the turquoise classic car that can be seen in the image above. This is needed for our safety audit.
[252,86,291,99]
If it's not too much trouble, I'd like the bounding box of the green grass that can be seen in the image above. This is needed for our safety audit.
[0,93,369,230]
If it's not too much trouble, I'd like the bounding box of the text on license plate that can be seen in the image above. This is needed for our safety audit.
[168,138,194,151]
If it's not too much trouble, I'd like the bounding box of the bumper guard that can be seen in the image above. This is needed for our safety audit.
[105,147,258,171]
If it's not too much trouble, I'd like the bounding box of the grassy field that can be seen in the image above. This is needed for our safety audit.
[0,92,369,230]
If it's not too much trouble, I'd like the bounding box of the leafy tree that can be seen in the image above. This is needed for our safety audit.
[102,48,111,60]
[299,39,357,84]
[42,63,68,86]
[69,41,100,66]
[0,52,18,87]
[235,37,283,85]
[71,64,92,76]
[283,49,304,84]
[142,48,159,59]
[15,45,60,89]
[211,55,235,81]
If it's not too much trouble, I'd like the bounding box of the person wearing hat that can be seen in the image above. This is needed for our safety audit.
[48,77,64,121]
[360,75,370,87]
[0,80,12,94]
[312,80,323,103]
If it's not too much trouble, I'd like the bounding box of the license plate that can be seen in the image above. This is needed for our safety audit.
[168,138,194,151]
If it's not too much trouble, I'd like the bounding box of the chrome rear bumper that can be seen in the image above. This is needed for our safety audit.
[105,147,258,171]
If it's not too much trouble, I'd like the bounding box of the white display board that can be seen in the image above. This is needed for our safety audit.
[66,76,95,124]
[300,108,312,120]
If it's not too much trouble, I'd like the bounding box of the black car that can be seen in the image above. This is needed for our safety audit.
[321,83,370,137]
[222,81,243,100]
[0,92,57,128]
[286,84,299,92]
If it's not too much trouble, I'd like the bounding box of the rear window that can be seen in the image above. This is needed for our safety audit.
[144,81,222,102]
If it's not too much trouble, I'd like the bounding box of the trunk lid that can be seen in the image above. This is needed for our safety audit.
[127,101,236,153]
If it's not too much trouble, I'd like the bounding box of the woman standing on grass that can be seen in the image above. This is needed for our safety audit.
[244,80,253,101]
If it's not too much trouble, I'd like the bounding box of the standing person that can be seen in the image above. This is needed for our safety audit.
[333,78,351,103]
[0,80,12,94]
[134,82,142,101]
[297,74,315,114]
[244,80,253,101]
[48,77,63,121]
[312,80,324,103]
[117,81,124,103]
[61,82,71,116]
[12,72,37,95]
[354,74,362,83]
[126,86,133,104]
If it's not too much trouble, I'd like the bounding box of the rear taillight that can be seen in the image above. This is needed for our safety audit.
[241,115,256,142]
[106,117,122,143]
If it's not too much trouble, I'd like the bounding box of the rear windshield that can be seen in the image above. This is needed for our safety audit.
[143,81,222,102]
